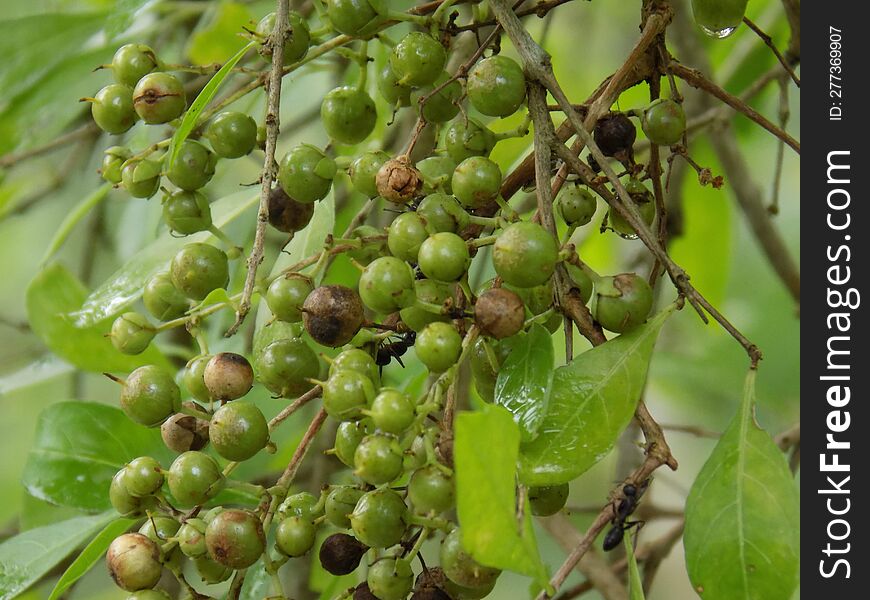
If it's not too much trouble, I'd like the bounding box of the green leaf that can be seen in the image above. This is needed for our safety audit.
[22,401,172,512]
[104,0,152,39]
[519,305,674,486]
[47,516,137,600]
[0,511,115,600]
[683,371,799,600]
[71,189,258,327]
[187,2,255,65]
[625,532,645,600]
[455,404,548,586]
[0,355,73,396]
[494,324,554,443]
[239,559,272,600]
[41,184,111,265]
[167,40,256,169]
[26,263,168,373]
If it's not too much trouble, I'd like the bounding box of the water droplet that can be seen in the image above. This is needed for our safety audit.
[615,231,639,241]
[700,25,738,39]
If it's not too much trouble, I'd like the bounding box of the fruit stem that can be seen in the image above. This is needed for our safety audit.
[404,527,430,561]
[407,514,451,531]
[179,404,212,421]
[467,214,500,227]
[356,40,369,90]
[225,479,266,497]
[384,10,430,26]
[468,234,498,248]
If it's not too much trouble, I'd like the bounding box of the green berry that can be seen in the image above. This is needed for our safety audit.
[330,348,379,382]
[690,0,748,37]
[608,180,656,236]
[138,516,181,563]
[411,73,461,123]
[399,278,451,332]
[452,156,502,209]
[326,486,364,528]
[167,451,224,508]
[416,193,469,233]
[417,156,456,194]
[564,263,594,304]
[91,84,137,134]
[391,32,446,87]
[161,189,212,234]
[348,224,388,266]
[376,61,412,107]
[529,483,569,516]
[206,111,257,158]
[257,11,311,63]
[276,516,317,557]
[266,274,313,323]
[169,243,229,300]
[132,72,186,124]
[334,420,368,468]
[415,322,462,373]
[209,401,268,461]
[278,144,336,203]
[166,139,216,191]
[322,86,377,144]
[467,55,526,117]
[183,354,212,402]
[440,528,501,589]
[593,273,653,333]
[121,365,181,427]
[279,491,322,521]
[177,518,207,557]
[322,369,375,421]
[194,556,232,584]
[124,456,164,497]
[302,285,366,347]
[102,146,131,183]
[349,488,407,548]
[255,338,320,397]
[110,470,156,517]
[125,590,171,600]
[121,158,161,199]
[367,558,414,600]
[354,434,403,485]
[111,44,159,87]
[350,150,391,198]
[358,256,416,314]
[492,222,558,288]
[443,118,497,164]
[558,185,597,226]
[267,185,315,233]
[417,232,469,282]
[388,211,429,263]
[326,0,384,36]
[110,312,155,355]
[408,465,454,514]
[368,388,415,434]
[205,509,265,569]
[642,98,686,146]
[106,533,163,592]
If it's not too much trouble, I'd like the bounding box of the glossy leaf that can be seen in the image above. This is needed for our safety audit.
[519,306,674,486]
[683,371,799,600]
[625,532,645,600]
[455,404,549,586]
[240,559,272,600]
[47,516,137,600]
[168,40,257,168]
[26,263,167,373]
[0,511,115,600]
[495,324,554,443]
[22,401,171,512]
[71,189,258,327]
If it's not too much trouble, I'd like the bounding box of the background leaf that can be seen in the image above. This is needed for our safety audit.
[47,516,137,600]
[519,306,673,486]
[625,532,645,600]
[26,263,168,373]
[0,511,115,600]
[683,371,800,600]
[268,195,336,284]
[187,1,255,65]
[455,404,548,585]
[239,559,272,600]
[495,324,554,443]
[21,401,171,512]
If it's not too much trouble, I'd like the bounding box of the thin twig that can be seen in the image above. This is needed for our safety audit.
[742,17,800,87]
[268,385,323,430]
[0,123,98,168]
[276,408,329,489]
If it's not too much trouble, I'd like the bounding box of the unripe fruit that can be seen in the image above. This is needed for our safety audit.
[326,0,383,36]
[411,73,461,123]
[278,144,336,203]
[106,533,162,591]
[123,456,164,497]
[416,322,462,373]
[593,273,653,333]
[359,256,416,314]
[391,32,446,87]
[102,146,131,184]
[593,113,636,160]
[408,465,454,514]
[475,288,525,339]
[194,556,232,584]
[368,558,414,600]
[326,486,364,528]
[466,55,527,117]
[161,413,210,453]
[111,44,159,87]
[279,491,322,521]
[267,185,315,233]
[121,365,181,427]
[177,518,207,557]
[691,0,748,38]
[110,312,156,355]
[416,193,469,233]
[321,86,377,144]
[319,532,369,575]
[368,388,415,434]
[143,272,189,321]
[169,243,229,301]
[330,348,379,382]
[354,434,403,485]
[322,369,375,420]
[641,98,686,146]
[276,516,317,557]
[167,451,224,507]
[110,471,156,517]
[203,352,254,401]
[166,139,216,191]
[417,156,456,194]
[417,232,469,282]
[388,211,429,263]
[138,516,181,563]
[399,279,451,332]
[377,62,412,107]
[492,222,559,288]
[452,156,502,209]
[302,285,365,347]
[256,11,311,63]
[207,111,257,158]
[334,420,367,467]
[132,72,186,124]
[608,179,656,237]
[349,488,407,548]
[350,150,391,198]
[125,590,171,600]
[161,190,211,235]
[256,338,320,397]
[183,355,212,402]
[529,483,569,516]
[440,528,501,589]
[91,84,137,134]
[266,274,313,323]
[443,118,497,164]
[121,158,161,199]
[376,157,423,204]
[205,509,266,569]
[209,400,269,461]
[558,185,597,226]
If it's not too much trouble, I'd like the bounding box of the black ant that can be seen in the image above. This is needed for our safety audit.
[602,479,649,552]
[375,331,416,373]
